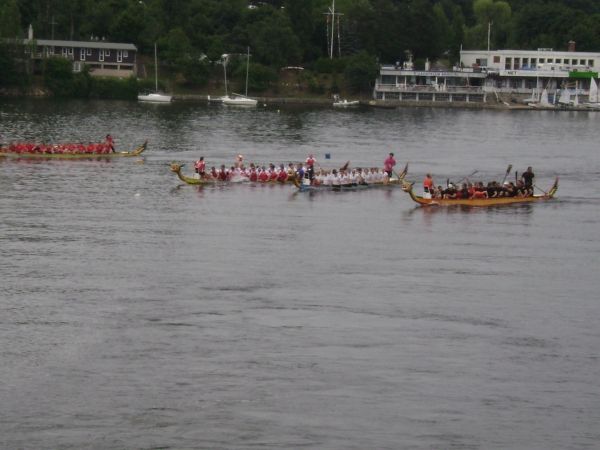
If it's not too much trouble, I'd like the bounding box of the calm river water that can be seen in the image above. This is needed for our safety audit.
[1,99,599,449]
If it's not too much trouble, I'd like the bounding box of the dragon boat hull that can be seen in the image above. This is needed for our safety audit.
[402,178,559,207]
[295,178,405,192]
[0,141,147,159]
[169,163,297,186]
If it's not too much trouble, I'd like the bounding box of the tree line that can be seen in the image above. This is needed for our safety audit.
[1,0,599,94]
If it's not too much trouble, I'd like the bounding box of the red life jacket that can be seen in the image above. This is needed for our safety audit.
[277,171,288,182]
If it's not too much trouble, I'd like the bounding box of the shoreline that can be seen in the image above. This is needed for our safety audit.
[2,91,598,111]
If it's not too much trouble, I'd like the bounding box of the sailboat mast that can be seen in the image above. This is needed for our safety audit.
[330,0,335,59]
[224,57,228,97]
[154,42,158,92]
[245,47,250,97]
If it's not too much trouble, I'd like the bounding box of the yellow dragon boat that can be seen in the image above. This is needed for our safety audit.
[0,141,147,159]
[401,177,559,207]
[169,162,298,186]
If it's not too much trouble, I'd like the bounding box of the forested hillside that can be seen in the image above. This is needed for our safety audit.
[1,0,599,94]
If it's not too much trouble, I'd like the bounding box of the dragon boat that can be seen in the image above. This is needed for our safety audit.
[169,162,298,186]
[293,163,408,192]
[401,177,559,207]
[0,141,147,159]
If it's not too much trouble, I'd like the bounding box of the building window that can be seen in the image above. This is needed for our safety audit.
[68,47,73,55]
[493,55,500,63]
[522,58,529,68]
[80,48,86,61]
[571,59,577,65]
[531,58,537,67]
[105,50,110,56]
[123,50,128,58]
[117,50,123,63]
[514,57,520,69]
[73,62,81,72]
[547,58,554,64]
[539,58,545,64]
[579,59,585,65]
[99,49,104,61]
[505,57,512,69]
[589,60,595,67]
[87,48,91,55]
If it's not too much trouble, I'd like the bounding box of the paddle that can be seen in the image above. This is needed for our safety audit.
[533,185,548,195]
[501,164,513,184]
[452,170,478,186]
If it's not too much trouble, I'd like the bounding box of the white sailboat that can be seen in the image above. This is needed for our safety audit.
[138,43,172,103]
[583,77,600,109]
[528,84,553,109]
[558,88,571,106]
[222,48,257,107]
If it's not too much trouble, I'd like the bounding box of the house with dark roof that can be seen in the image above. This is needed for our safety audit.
[24,26,137,77]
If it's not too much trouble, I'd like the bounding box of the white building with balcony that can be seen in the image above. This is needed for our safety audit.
[460,45,600,98]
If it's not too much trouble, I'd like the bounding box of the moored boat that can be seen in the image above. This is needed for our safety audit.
[401,177,558,207]
[0,140,147,159]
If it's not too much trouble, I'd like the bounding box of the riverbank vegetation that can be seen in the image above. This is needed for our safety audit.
[1,0,599,99]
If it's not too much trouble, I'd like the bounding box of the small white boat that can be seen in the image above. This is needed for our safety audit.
[333,98,360,108]
[138,43,172,103]
[222,95,257,106]
[138,92,172,103]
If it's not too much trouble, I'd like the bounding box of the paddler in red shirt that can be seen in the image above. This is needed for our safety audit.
[305,154,316,184]
[194,156,206,177]
[277,164,288,183]
[105,134,115,152]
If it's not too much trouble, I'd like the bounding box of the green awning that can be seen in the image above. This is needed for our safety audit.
[569,71,598,79]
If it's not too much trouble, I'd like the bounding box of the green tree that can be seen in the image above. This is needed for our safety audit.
[0,0,21,38]
[464,0,511,49]
[0,43,23,87]
[343,50,378,93]
[44,57,74,96]
[245,9,301,66]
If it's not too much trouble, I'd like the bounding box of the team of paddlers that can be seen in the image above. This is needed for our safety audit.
[192,152,400,186]
[2,135,115,155]
[422,167,536,199]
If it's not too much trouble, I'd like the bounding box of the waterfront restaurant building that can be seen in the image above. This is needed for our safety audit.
[373,44,600,104]
[460,45,600,96]
[373,59,488,104]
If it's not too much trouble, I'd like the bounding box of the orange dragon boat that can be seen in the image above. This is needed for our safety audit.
[401,177,559,207]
